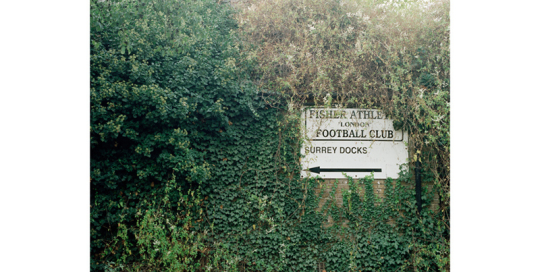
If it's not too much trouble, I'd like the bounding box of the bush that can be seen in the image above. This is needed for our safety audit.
[90,0,260,269]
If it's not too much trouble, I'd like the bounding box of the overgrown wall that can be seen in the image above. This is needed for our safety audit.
[90,0,450,271]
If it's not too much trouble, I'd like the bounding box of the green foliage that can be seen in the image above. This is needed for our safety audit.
[90,0,263,269]
[235,0,450,269]
[102,181,206,271]
[317,173,449,271]
[91,0,449,271]
[237,0,450,209]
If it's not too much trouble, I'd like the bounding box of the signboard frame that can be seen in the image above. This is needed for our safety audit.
[300,107,409,179]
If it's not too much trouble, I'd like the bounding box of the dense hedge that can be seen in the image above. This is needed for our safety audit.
[91,0,450,271]
[90,0,267,269]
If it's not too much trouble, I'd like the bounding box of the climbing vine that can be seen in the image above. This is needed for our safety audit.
[236,0,450,268]
[90,0,449,271]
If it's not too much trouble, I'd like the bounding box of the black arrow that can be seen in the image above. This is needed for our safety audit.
[305,166,382,174]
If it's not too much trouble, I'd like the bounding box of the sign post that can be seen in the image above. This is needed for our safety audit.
[301,108,408,179]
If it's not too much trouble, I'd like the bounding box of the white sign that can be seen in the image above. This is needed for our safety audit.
[301,108,408,179]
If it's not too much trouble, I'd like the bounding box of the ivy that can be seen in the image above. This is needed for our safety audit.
[91,0,449,271]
